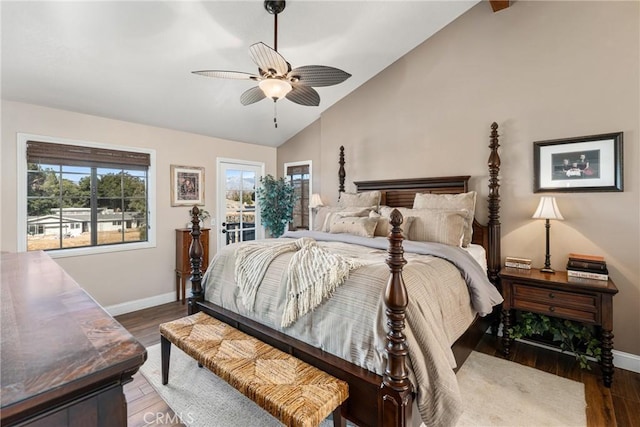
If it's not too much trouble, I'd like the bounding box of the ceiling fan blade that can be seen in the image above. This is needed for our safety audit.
[240,86,267,106]
[286,86,320,106]
[289,65,351,87]
[249,42,290,77]
[192,70,260,80]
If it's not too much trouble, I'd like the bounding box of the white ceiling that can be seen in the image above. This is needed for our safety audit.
[2,1,479,147]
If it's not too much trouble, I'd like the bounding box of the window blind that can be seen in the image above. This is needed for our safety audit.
[26,141,150,168]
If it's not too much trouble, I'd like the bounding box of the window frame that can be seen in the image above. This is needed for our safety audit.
[17,133,156,258]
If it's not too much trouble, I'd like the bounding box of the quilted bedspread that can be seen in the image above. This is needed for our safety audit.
[202,231,502,427]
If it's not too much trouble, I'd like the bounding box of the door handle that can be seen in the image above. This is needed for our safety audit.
[221,229,227,234]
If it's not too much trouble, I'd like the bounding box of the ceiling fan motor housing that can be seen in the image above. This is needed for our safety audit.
[264,1,286,15]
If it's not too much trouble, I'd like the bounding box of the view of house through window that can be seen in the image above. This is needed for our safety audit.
[26,140,150,252]
[285,162,311,230]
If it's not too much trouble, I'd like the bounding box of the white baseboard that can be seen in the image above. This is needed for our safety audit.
[612,349,640,374]
[105,292,176,317]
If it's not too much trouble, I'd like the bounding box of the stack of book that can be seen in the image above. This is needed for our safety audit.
[566,253,608,281]
[505,256,532,270]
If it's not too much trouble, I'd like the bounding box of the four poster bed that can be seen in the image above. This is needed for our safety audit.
[185,123,503,427]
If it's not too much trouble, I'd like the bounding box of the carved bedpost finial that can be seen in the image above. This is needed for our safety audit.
[380,209,412,426]
[487,122,501,285]
[188,205,204,314]
[338,145,346,198]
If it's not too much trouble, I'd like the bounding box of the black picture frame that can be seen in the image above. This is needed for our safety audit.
[534,132,623,193]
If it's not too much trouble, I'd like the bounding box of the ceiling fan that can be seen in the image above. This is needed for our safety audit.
[192,0,351,127]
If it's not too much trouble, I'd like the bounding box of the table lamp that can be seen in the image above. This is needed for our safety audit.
[532,196,564,273]
[310,193,324,210]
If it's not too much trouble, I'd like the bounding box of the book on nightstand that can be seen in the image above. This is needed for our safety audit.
[567,253,608,281]
[505,256,532,270]
[567,275,610,286]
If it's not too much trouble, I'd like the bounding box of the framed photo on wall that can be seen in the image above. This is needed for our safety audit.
[171,165,205,206]
[534,132,623,193]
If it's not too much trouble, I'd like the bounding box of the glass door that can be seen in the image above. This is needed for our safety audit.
[284,161,312,230]
[216,159,264,250]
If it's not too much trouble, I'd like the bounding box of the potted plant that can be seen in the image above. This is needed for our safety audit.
[188,206,210,228]
[255,174,297,238]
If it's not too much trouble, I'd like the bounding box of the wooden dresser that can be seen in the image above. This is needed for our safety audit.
[1,251,147,427]
[175,228,210,304]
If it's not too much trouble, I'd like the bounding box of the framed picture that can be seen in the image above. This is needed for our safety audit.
[534,132,623,193]
[171,165,205,206]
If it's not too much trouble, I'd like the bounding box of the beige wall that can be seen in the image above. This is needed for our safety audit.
[277,1,640,355]
[1,100,277,306]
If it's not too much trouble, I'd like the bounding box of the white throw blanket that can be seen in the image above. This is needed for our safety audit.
[235,238,306,310]
[234,237,368,327]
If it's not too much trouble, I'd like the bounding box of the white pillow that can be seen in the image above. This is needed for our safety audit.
[370,210,414,237]
[321,207,372,232]
[413,191,476,247]
[313,206,370,231]
[338,191,382,210]
[329,216,378,238]
[380,206,467,246]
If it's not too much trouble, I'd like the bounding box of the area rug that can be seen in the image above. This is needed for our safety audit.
[140,344,586,427]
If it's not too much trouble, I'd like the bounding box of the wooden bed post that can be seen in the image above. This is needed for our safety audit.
[187,206,205,315]
[338,145,345,198]
[487,122,502,286]
[487,123,503,336]
[379,209,412,427]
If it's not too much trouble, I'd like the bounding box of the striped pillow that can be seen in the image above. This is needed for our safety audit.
[381,207,467,246]
[413,192,476,247]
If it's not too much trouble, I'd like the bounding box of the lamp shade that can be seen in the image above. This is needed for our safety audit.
[532,196,564,220]
[258,78,292,100]
[310,193,324,208]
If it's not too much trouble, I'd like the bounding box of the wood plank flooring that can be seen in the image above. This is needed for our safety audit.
[117,301,640,426]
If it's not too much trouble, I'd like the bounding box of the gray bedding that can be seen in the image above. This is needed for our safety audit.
[202,231,503,427]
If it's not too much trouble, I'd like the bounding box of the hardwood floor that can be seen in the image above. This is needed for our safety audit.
[118,301,188,427]
[117,301,640,426]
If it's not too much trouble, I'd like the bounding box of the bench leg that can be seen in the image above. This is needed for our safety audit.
[332,406,346,427]
[161,335,171,385]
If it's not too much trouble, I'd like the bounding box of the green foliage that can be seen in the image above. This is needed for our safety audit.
[27,164,146,217]
[227,189,254,205]
[255,175,297,238]
[508,312,601,369]
[189,207,210,222]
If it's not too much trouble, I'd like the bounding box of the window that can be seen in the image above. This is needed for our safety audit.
[18,134,156,256]
[284,161,312,230]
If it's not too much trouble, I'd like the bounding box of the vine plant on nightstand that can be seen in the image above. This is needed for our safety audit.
[507,312,601,369]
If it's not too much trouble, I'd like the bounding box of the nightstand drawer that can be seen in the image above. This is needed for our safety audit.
[512,299,597,323]
[513,284,597,310]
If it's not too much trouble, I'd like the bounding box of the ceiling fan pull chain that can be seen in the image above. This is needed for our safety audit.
[273,100,278,128]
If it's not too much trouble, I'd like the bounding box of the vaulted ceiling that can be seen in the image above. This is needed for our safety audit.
[2,1,494,147]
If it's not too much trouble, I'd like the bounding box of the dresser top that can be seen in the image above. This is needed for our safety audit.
[1,251,147,419]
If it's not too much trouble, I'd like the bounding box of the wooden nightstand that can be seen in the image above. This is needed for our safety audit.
[499,267,618,387]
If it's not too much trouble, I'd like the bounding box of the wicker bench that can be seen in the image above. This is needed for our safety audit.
[160,312,349,427]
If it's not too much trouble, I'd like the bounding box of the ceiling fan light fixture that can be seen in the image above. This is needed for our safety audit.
[259,78,292,100]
